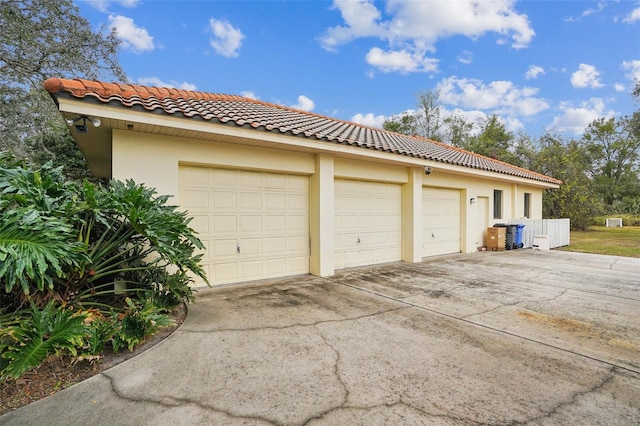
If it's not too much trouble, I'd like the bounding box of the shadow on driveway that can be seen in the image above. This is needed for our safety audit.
[3,250,640,425]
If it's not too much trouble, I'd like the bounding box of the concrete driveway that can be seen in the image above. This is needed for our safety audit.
[3,250,639,425]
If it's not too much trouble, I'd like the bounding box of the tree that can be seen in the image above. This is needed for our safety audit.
[383,89,443,141]
[463,114,519,164]
[581,115,640,208]
[442,112,475,148]
[0,0,125,174]
[414,89,442,141]
[534,134,603,230]
[383,112,419,136]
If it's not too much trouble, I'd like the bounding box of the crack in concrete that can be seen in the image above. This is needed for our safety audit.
[100,371,279,425]
[179,306,410,334]
[398,399,491,425]
[462,299,524,319]
[299,328,350,425]
[302,399,491,425]
[510,368,618,425]
[462,288,570,320]
[543,288,570,303]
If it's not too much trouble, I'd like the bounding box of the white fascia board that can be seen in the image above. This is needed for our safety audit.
[56,99,560,189]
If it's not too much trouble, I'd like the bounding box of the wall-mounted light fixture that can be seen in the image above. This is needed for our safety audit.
[470,197,476,204]
[65,115,101,134]
[423,166,432,176]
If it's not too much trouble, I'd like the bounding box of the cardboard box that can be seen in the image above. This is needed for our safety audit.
[487,227,506,251]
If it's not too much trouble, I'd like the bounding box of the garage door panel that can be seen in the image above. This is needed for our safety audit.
[213,216,236,234]
[266,215,286,232]
[240,261,263,280]
[190,215,209,233]
[265,237,286,254]
[264,174,286,189]
[211,169,237,185]
[423,187,461,257]
[287,194,308,210]
[238,216,262,233]
[180,166,309,285]
[288,235,308,252]
[180,166,209,186]
[213,239,236,257]
[266,193,286,210]
[212,191,236,210]
[265,259,286,275]
[287,256,308,272]
[242,239,262,255]
[239,192,262,210]
[182,190,209,210]
[213,262,236,281]
[287,215,307,232]
[239,172,261,187]
[335,179,401,270]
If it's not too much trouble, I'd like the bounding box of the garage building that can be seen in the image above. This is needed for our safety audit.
[45,78,561,286]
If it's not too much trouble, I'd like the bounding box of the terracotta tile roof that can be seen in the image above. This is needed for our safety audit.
[44,78,561,185]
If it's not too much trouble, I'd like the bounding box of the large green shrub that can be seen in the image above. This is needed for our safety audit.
[0,155,208,378]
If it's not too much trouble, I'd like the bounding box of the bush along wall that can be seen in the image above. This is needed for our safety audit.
[0,154,208,379]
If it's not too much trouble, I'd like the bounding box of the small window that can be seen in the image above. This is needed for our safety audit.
[524,193,531,218]
[493,189,502,219]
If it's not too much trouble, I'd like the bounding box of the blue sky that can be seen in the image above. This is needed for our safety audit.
[77,0,640,138]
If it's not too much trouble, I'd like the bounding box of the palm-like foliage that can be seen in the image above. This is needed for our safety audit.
[0,301,88,379]
[0,210,85,295]
[1,155,208,378]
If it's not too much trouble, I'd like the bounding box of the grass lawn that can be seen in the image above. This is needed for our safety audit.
[557,226,640,258]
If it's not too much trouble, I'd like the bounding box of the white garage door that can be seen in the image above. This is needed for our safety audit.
[334,179,402,269]
[179,166,309,285]
[423,187,461,257]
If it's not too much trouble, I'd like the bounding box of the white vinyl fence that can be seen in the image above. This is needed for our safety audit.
[506,218,570,249]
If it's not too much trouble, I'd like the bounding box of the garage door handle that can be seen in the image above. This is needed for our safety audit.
[357,236,361,244]
[236,242,240,254]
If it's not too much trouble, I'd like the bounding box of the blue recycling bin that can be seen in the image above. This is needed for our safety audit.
[514,224,525,248]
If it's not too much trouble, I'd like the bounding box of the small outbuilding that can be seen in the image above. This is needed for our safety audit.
[45,78,561,286]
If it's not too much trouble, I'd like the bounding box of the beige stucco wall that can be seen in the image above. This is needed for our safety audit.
[112,130,547,278]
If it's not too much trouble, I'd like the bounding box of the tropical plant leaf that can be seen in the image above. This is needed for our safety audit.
[0,301,88,379]
[0,210,86,294]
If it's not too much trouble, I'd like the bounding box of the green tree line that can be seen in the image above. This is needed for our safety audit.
[384,90,640,230]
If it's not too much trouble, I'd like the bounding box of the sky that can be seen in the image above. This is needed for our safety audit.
[76,0,640,138]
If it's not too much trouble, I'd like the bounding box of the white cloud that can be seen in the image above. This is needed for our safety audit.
[320,0,384,52]
[570,64,603,89]
[209,18,245,58]
[351,112,387,128]
[623,7,640,23]
[290,95,315,112]
[320,0,534,74]
[457,50,473,65]
[108,15,154,53]
[614,83,626,92]
[525,65,545,80]
[437,76,549,117]
[621,60,640,84]
[241,91,258,100]
[580,1,606,17]
[546,98,614,135]
[565,1,606,22]
[365,47,438,74]
[136,77,196,91]
[86,0,139,12]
